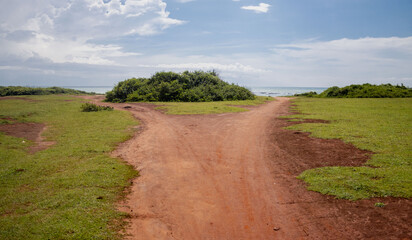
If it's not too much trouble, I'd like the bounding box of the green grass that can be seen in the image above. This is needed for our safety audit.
[154,96,274,115]
[0,95,138,239]
[285,98,412,200]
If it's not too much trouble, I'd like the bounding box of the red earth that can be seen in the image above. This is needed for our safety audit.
[85,96,412,239]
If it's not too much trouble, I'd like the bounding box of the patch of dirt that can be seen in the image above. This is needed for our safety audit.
[0,96,38,102]
[281,118,330,124]
[79,95,411,240]
[268,100,411,239]
[0,122,55,153]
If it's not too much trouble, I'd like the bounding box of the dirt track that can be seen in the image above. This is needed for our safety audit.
[83,96,411,240]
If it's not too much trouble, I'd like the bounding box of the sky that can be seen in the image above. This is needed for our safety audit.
[0,0,411,87]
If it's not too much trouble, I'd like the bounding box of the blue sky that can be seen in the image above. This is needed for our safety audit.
[0,0,411,87]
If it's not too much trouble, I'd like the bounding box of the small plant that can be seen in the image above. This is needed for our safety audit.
[81,103,113,112]
[375,202,385,207]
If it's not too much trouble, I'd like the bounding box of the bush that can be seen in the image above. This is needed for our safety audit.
[105,70,255,102]
[294,91,318,97]
[318,84,412,98]
[81,103,113,112]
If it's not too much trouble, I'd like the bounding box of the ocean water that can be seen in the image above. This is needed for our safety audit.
[64,86,113,94]
[248,87,327,97]
[67,86,327,96]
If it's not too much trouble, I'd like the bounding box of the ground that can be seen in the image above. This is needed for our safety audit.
[5,95,410,239]
[80,96,411,240]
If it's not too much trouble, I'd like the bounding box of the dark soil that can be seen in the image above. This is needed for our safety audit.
[0,122,55,153]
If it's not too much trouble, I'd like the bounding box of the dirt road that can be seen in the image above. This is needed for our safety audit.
[83,96,411,240]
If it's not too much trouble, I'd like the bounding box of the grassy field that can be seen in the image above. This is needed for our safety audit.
[285,98,412,200]
[0,95,138,239]
[155,96,274,115]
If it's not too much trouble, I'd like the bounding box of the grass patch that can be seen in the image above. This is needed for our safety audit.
[0,95,138,239]
[154,96,274,115]
[286,98,412,200]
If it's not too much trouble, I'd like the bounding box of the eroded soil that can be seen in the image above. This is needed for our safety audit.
[82,95,411,240]
[0,122,55,153]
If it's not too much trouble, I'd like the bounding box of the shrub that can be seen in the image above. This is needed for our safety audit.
[105,70,255,102]
[318,84,412,98]
[81,103,113,112]
[294,91,318,97]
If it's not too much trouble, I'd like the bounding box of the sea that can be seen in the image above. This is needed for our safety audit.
[66,86,327,97]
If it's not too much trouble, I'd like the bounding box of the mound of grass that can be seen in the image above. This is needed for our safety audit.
[285,98,412,200]
[0,95,138,239]
[155,96,273,115]
[0,86,90,96]
[295,83,412,98]
[105,70,255,102]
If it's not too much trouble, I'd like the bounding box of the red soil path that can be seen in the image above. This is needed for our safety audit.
[82,96,411,240]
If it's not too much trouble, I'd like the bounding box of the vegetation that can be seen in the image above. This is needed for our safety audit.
[0,95,138,239]
[105,71,255,102]
[0,86,90,96]
[294,83,412,98]
[81,103,113,112]
[285,98,412,200]
[293,91,319,97]
[375,202,385,207]
[156,96,273,115]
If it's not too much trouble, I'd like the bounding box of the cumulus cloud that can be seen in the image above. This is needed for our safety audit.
[241,3,270,13]
[0,0,183,65]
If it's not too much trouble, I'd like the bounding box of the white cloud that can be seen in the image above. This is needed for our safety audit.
[241,3,270,13]
[138,62,267,73]
[0,0,183,65]
[267,37,412,86]
[271,37,412,65]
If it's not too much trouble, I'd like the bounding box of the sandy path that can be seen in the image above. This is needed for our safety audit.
[80,96,411,240]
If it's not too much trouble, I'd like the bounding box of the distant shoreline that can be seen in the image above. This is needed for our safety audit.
[63,86,328,96]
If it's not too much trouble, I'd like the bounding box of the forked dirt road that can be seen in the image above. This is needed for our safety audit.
[83,96,411,240]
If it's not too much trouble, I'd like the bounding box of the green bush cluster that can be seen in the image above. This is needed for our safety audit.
[0,86,90,96]
[81,103,113,112]
[296,84,411,98]
[105,71,255,102]
[294,91,319,97]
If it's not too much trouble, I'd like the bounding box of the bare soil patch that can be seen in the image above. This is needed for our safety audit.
[0,96,38,102]
[0,122,55,153]
[268,100,411,239]
[81,95,411,239]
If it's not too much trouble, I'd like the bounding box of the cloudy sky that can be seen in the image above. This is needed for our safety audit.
[0,0,411,87]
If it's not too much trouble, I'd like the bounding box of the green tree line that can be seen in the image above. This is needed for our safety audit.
[295,84,412,98]
[0,86,89,96]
